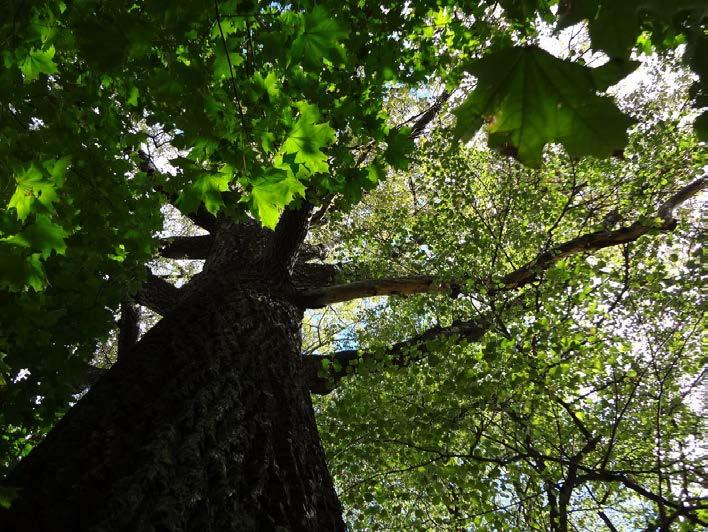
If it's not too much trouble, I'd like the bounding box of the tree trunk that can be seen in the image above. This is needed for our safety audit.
[1,275,344,531]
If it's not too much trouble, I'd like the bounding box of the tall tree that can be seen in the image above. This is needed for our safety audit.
[0,0,705,530]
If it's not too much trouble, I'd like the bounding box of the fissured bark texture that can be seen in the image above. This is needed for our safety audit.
[2,280,344,531]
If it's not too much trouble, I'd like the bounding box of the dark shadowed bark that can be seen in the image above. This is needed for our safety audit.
[1,217,344,532]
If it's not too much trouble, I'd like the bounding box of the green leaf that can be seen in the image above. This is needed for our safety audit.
[127,86,139,107]
[43,156,70,185]
[252,71,280,102]
[384,128,415,170]
[176,165,233,215]
[291,6,347,68]
[214,45,244,80]
[453,46,636,166]
[558,0,705,58]
[20,46,58,82]
[0,246,45,291]
[8,164,61,221]
[280,102,335,175]
[3,215,68,259]
[250,171,306,229]
[0,486,19,509]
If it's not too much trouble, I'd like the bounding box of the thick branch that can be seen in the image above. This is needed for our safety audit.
[134,271,181,316]
[304,317,489,394]
[298,275,448,308]
[262,203,314,278]
[158,234,214,260]
[117,301,140,360]
[408,90,451,139]
[292,262,341,290]
[299,178,706,308]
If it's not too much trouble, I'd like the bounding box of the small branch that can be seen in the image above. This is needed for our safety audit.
[311,92,452,227]
[310,196,334,226]
[406,90,452,139]
[158,234,214,260]
[577,470,708,528]
[597,511,619,532]
[134,271,182,316]
[304,316,489,394]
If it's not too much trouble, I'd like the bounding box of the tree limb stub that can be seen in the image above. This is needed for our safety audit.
[158,234,214,260]
[134,271,182,316]
[298,177,706,308]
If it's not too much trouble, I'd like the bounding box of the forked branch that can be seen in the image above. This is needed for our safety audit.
[298,177,706,308]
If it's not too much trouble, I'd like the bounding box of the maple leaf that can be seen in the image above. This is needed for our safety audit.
[454,46,637,166]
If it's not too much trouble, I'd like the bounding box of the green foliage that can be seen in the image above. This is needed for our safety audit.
[0,0,704,525]
[177,165,234,215]
[291,6,348,68]
[18,46,58,82]
[279,102,336,176]
[311,116,705,529]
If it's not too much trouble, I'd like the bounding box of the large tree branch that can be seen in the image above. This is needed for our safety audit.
[134,271,182,316]
[158,234,214,260]
[262,203,314,279]
[304,316,489,394]
[292,262,341,290]
[117,300,140,360]
[298,177,706,308]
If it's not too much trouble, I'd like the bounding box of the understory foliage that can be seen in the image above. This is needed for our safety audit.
[0,0,706,529]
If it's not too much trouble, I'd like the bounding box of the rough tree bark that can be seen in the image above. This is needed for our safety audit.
[0,216,345,532]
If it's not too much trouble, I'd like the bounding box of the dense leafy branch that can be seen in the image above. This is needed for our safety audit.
[299,177,706,307]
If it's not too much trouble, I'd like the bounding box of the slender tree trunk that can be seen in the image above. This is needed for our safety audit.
[1,274,344,530]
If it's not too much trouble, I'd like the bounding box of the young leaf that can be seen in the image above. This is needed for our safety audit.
[214,45,245,80]
[7,164,60,221]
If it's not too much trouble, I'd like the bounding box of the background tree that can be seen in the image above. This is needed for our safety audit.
[0,0,705,530]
